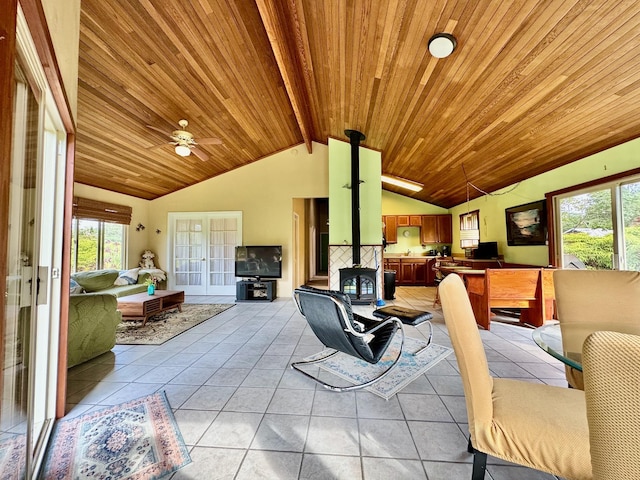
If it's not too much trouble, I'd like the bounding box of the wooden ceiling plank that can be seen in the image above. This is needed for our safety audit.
[255,0,314,153]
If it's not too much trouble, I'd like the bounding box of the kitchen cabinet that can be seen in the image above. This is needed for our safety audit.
[420,215,452,244]
[383,215,398,243]
[385,257,429,285]
[410,215,422,226]
[397,215,410,227]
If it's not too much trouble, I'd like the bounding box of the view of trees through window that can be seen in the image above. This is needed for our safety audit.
[559,181,640,270]
[71,219,125,272]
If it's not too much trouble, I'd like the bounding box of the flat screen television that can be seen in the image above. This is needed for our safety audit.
[235,245,282,280]
[474,241,499,259]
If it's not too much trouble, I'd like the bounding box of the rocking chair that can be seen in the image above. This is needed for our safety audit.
[292,286,405,392]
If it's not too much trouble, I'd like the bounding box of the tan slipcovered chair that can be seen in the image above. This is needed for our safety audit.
[583,331,640,480]
[554,269,640,389]
[439,274,591,480]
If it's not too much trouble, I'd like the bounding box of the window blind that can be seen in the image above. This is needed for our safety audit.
[72,196,132,225]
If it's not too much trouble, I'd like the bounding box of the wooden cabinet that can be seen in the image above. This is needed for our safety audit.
[410,215,422,226]
[420,214,452,244]
[384,259,400,276]
[383,215,398,243]
[386,257,428,285]
[397,215,410,227]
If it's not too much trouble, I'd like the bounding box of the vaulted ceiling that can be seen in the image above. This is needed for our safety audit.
[76,0,640,208]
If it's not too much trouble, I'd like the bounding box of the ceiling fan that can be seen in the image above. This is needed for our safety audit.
[146,119,222,161]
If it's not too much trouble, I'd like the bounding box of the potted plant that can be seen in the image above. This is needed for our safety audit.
[144,277,157,295]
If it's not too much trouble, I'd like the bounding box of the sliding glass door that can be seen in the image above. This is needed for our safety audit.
[1,10,66,478]
[554,177,640,270]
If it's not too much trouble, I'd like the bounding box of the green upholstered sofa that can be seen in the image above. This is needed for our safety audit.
[67,293,122,368]
[71,268,150,297]
[67,269,151,367]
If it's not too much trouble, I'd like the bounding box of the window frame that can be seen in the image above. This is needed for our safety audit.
[71,217,127,272]
[459,209,480,249]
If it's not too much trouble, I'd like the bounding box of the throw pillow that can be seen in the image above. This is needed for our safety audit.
[114,267,141,286]
[71,269,120,292]
[69,278,84,294]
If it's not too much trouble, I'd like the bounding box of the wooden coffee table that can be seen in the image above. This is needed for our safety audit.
[117,290,185,326]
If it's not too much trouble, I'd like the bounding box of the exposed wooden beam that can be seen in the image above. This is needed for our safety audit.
[255,0,314,154]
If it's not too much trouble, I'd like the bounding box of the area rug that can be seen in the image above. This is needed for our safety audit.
[40,391,190,480]
[0,433,25,480]
[303,336,453,400]
[116,303,234,345]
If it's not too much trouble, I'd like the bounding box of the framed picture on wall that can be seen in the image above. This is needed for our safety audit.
[505,200,547,246]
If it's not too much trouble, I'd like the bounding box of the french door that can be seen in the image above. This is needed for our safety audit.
[169,212,242,295]
[554,176,640,270]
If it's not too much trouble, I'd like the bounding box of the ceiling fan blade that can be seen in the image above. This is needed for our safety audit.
[146,125,173,136]
[197,137,223,145]
[191,147,209,161]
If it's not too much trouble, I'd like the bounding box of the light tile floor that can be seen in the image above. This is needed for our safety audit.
[64,287,566,480]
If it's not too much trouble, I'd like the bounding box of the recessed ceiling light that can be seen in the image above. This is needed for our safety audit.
[428,33,457,58]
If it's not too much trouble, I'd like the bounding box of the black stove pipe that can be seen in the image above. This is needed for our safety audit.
[345,129,366,265]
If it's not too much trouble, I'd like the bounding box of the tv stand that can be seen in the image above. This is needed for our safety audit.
[236,279,277,302]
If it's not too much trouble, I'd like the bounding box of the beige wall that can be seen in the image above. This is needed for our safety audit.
[41,0,81,120]
[147,143,329,294]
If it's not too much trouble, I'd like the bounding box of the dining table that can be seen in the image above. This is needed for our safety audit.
[533,321,640,371]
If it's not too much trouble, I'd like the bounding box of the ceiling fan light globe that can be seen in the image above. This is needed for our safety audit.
[175,144,191,157]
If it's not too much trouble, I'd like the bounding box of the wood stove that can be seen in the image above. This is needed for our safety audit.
[337,130,378,304]
[339,268,376,304]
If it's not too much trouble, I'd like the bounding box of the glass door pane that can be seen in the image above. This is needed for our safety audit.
[173,218,205,294]
[558,189,614,269]
[1,61,40,480]
[208,214,241,295]
[620,181,640,270]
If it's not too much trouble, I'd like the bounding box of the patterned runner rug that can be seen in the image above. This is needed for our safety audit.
[0,433,25,479]
[40,391,190,479]
[116,303,233,345]
[303,336,453,400]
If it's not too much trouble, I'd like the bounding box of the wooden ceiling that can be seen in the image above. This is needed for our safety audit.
[76,0,640,208]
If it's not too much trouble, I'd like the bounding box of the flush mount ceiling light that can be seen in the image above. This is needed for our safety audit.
[174,143,191,157]
[428,33,457,58]
[381,174,423,192]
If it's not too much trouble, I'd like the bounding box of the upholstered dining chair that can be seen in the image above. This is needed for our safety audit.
[291,285,405,392]
[554,269,640,389]
[582,331,640,480]
[438,274,592,480]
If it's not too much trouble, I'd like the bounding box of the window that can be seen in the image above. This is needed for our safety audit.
[71,219,126,272]
[460,210,480,249]
[71,197,131,272]
[550,171,640,270]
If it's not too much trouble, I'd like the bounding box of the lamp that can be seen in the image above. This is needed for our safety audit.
[381,174,423,192]
[175,144,191,157]
[428,33,457,58]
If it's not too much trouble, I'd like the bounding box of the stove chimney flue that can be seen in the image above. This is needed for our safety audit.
[345,129,366,265]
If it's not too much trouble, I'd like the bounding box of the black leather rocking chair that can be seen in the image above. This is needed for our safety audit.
[291,286,405,392]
